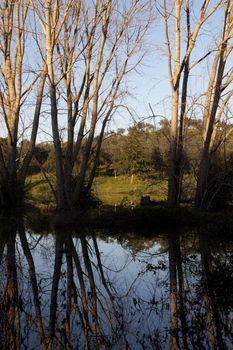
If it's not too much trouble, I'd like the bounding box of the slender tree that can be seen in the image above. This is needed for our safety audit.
[161,0,223,206]
[0,0,46,208]
[30,0,74,209]
[195,0,233,208]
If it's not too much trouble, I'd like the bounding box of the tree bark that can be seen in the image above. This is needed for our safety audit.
[195,0,232,208]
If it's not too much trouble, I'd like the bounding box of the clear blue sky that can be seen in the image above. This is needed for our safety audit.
[0,1,230,141]
[111,0,230,132]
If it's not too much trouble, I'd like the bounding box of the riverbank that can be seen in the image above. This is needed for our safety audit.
[10,204,232,236]
[76,206,233,233]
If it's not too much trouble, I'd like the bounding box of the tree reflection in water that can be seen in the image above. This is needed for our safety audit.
[0,221,233,349]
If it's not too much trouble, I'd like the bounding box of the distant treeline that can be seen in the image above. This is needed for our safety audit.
[2,117,233,210]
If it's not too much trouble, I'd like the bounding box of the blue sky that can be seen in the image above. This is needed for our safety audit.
[112,0,231,132]
[0,0,231,142]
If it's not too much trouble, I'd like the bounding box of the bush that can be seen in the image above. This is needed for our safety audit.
[205,154,233,210]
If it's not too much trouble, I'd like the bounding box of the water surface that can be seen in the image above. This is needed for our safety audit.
[0,222,232,349]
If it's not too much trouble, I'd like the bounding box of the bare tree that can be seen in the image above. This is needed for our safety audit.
[0,0,46,208]
[195,0,233,208]
[160,0,223,206]
[31,0,152,210]
[30,0,74,209]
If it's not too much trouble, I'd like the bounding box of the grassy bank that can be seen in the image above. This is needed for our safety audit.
[21,174,233,236]
[26,174,168,208]
[93,175,167,205]
[47,205,233,236]
[2,203,233,237]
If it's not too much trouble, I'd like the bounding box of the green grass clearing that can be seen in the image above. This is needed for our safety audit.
[93,175,167,206]
[25,174,168,207]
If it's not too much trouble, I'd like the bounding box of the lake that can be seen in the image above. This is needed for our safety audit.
[0,220,232,349]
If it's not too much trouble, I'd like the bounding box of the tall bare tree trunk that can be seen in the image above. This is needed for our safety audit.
[163,0,223,206]
[18,67,47,200]
[195,0,232,208]
[167,0,181,206]
[0,1,45,208]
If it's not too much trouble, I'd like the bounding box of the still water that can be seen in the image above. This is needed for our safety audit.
[0,222,232,349]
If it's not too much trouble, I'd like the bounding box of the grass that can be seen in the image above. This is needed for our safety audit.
[25,174,54,207]
[9,171,233,235]
[25,174,167,207]
[93,175,167,205]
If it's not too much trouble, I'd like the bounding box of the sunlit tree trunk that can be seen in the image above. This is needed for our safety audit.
[44,0,72,209]
[18,67,47,198]
[163,0,223,206]
[166,0,181,207]
[0,1,45,208]
[195,0,233,208]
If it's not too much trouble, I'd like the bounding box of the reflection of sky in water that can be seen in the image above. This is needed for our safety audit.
[1,230,233,349]
[8,233,171,348]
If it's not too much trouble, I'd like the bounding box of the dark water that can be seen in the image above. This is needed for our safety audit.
[0,222,233,350]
